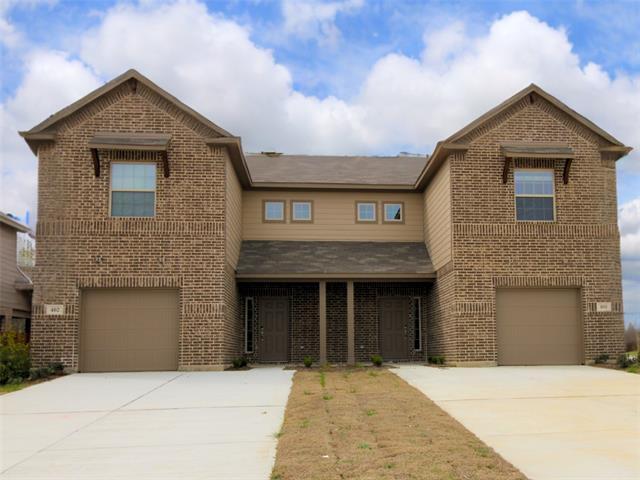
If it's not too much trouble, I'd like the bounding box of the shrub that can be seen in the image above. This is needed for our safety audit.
[29,365,58,381]
[370,354,383,367]
[618,354,632,369]
[232,357,248,369]
[594,354,610,364]
[49,362,65,374]
[428,355,445,365]
[303,356,313,368]
[0,332,30,385]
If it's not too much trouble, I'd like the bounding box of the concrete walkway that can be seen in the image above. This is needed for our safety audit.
[394,365,640,480]
[0,368,293,479]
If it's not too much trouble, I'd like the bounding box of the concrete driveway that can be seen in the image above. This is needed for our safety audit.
[395,365,640,480]
[1,368,293,479]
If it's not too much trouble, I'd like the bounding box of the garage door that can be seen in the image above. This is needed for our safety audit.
[496,288,582,365]
[80,289,179,372]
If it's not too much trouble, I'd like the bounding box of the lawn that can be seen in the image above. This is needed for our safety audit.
[271,367,525,480]
[0,378,48,395]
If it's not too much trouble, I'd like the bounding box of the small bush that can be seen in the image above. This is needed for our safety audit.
[594,354,610,364]
[303,356,313,368]
[618,354,633,369]
[232,357,248,369]
[370,354,383,367]
[428,355,445,365]
[49,362,65,374]
[29,366,52,381]
[0,332,30,385]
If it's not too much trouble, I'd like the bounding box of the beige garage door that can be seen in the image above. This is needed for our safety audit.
[80,289,179,372]
[496,288,582,366]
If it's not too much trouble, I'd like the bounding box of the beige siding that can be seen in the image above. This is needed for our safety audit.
[242,191,424,241]
[225,157,243,268]
[0,224,30,313]
[423,158,451,269]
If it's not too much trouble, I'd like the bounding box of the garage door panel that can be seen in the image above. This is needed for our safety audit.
[497,288,582,366]
[81,289,179,372]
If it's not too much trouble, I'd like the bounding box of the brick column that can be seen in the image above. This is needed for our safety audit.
[347,280,355,365]
[319,281,327,364]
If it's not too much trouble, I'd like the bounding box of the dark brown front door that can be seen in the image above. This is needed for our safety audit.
[379,297,408,360]
[259,297,289,362]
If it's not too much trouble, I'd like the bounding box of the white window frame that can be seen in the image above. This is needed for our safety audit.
[412,297,422,351]
[382,202,404,223]
[245,297,255,354]
[514,168,556,222]
[109,162,157,218]
[356,201,377,223]
[291,200,313,222]
[263,200,285,223]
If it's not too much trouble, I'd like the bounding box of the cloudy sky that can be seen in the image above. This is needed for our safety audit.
[0,0,638,321]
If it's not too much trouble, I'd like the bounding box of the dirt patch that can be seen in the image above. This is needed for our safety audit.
[272,367,526,480]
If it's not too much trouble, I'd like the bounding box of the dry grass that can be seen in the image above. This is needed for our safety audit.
[271,367,526,480]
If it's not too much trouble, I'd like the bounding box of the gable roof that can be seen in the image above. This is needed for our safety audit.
[416,83,632,189]
[21,69,233,142]
[246,153,427,188]
[19,69,253,186]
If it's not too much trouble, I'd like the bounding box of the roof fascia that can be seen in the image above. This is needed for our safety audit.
[204,137,252,187]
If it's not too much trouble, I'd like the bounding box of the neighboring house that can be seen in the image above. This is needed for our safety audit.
[0,212,33,339]
[19,70,631,372]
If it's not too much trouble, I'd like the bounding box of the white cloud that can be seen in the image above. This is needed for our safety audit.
[620,199,640,259]
[0,50,101,222]
[281,0,364,46]
[0,0,57,48]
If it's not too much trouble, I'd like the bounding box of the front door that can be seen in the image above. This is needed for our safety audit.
[259,297,289,362]
[379,297,408,360]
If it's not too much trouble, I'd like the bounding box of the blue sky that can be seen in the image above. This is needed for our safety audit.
[0,0,639,321]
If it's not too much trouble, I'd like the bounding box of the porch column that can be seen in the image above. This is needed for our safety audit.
[319,281,327,364]
[347,280,355,365]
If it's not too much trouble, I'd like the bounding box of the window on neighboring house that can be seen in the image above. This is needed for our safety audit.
[412,297,422,351]
[245,297,255,354]
[383,202,404,223]
[263,200,285,222]
[291,201,313,222]
[110,163,156,217]
[356,201,377,222]
[514,170,555,221]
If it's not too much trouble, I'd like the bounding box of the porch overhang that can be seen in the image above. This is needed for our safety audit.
[235,240,435,281]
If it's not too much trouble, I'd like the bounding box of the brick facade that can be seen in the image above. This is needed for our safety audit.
[30,81,235,370]
[428,94,625,365]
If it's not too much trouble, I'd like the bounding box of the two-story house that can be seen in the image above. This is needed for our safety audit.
[19,70,631,372]
[0,212,32,339]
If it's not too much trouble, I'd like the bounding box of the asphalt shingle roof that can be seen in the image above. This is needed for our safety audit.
[236,240,434,276]
[245,154,428,185]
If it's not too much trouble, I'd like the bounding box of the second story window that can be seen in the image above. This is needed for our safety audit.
[263,200,285,222]
[383,202,404,223]
[356,201,377,222]
[515,170,555,221]
[110,163,156,217]
[291,201,312,222]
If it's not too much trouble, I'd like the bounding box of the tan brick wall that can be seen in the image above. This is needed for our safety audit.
[31,82,236,370]
[445,94,624,364]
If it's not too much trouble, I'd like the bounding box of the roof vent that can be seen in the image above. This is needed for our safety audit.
[261,151,282,157]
